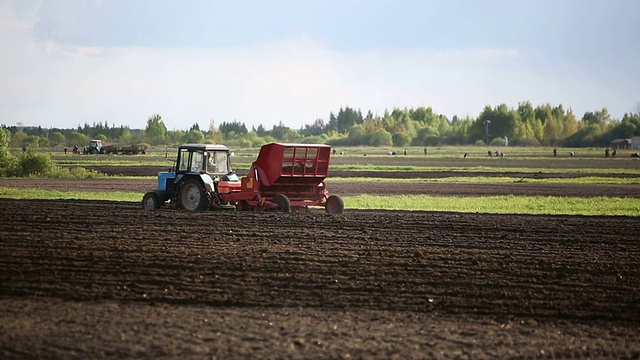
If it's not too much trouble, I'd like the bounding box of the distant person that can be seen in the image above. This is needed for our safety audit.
[488,150,492,157]
[612,149,617,158]
[22,145,26,152]
[404,149,407,156]
[569,151,574,158]
[605,148,610,158]
[423,147,428,155]
[553,148,557,157]
[64,147,68,154]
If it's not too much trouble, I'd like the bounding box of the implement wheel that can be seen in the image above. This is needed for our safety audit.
[237,200,250,211]
[325,195,344,214]
[179,179,209,211]
[142,192,161,210]
[272,194,291,212]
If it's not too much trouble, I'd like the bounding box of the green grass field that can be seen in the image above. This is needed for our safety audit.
[328,176,640,185]
[2,187,638,216]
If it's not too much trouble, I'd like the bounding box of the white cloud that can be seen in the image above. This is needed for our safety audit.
[1,0,637,131]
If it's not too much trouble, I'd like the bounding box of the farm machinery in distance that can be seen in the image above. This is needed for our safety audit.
[142,142,344,214]
[84,140,147,155]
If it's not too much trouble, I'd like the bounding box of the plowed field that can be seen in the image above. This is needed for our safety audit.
[1,198,639,358]
[2,177,640,198]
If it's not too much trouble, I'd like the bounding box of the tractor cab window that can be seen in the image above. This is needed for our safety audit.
[190,151,204,172]
[207,151,229,174]
[178,149,190,172]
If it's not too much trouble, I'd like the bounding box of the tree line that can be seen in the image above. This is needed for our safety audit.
[2,102,640,149]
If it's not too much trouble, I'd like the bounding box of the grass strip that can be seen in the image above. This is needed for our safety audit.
[343,194,640,216]
[328,165,640,174]
[328,176,640,185]
[0,187,140,202]
[2,187,638,216]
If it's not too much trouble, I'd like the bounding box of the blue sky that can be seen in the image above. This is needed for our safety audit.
[1,0,639,131]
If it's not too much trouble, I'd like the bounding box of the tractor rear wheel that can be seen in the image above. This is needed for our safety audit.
[179,179,209,211]
[325,195,344,214]
[272,194,291,212]
[142,192,161,210]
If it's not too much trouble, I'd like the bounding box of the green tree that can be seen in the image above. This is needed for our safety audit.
[561,110,580,137]
[473,104,521,143]
[347,125,367,145]
[582,108,612,126]
[336,107,363,134]
[269,121,290,141]
[48,131,66,147]
[66,132,90,147]
[219,121,248,136]
[145,114,167,145]
[301,118,326,137]
[443,116,473,145]
[392,132,411,147]
[369,129,393,147]
[119,128,133,145]
[11,131,27,148]
[182,129,205,143]
[543,115,562,145]
[606,113,640,140]
[518,101,536,124]
[0,128,17,176]
[412,126,439,146]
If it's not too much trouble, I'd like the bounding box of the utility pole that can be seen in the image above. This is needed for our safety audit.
[483,120,491,145]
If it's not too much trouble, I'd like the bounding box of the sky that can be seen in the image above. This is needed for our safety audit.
[1,0,639,131]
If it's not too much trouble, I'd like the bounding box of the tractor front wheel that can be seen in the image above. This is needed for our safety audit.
[272,194,291,212]
[325,195,344,214]
[142,192,162,210]
[179,179,209,211]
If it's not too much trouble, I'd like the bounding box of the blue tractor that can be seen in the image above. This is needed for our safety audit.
[142,144,240,211]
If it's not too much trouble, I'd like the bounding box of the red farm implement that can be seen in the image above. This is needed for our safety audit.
[226,143,344,213]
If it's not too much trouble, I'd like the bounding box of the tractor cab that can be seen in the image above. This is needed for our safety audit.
[175,144,234,178]
[84,139,103,154]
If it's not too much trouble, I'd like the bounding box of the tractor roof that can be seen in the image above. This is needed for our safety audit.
[178,144,230,151]
[271,142,331,148]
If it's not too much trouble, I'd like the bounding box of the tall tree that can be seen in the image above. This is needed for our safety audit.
[561,110,580,137]
[301,118,326,137]
[219,121,248,136]
[336,107,363,134]
[582,108,612,126]
[0,127,17,176]
[145,114,167,145]
[183,129,205,143]
[48,131,66,147]
[543,115,562,145]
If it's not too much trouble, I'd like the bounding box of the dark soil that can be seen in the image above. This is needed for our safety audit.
[1,198,639,358]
